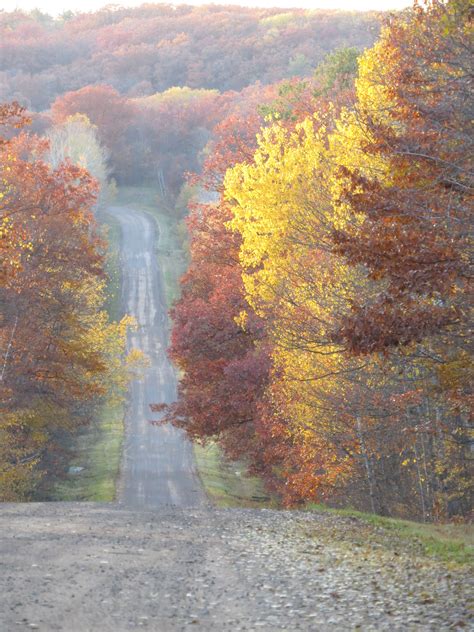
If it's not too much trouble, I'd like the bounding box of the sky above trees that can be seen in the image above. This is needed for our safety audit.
[2,1,413,16]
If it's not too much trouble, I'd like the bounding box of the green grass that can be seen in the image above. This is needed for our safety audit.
[99,210,122,321]
[194,441,276,508]
[115,185,161,210]
[305,503,474,566]
[52,403,124,501]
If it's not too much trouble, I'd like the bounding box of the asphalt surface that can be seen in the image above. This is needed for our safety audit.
[108,206,205,509]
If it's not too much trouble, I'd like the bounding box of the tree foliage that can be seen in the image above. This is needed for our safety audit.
[45,113,112,209]
[169,1,473,519]
[0,104,132,500]
[0,5,380,111]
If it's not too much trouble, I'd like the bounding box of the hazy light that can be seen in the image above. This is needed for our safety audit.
[1,0,413,17]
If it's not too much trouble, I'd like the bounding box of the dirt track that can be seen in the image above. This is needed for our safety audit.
[0,207,471,631]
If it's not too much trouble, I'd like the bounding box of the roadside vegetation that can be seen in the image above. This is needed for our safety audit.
[305,504,473,567]
[0,106,133,502]
[51,403,124,502]
[194,442,274,509]
[51,211,125,502]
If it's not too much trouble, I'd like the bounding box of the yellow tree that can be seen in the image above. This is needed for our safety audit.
[225,118,382,505]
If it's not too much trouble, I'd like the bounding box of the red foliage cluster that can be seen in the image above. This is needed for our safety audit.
[333,3,472,356]
[0,5,380,111]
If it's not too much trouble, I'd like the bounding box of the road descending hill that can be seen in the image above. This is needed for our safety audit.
[0,208,470,631]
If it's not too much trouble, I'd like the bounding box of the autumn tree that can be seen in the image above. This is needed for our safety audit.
[215,0,472,516]
[331,0,472,355]
[45,113,113,209]
[131,87,226,196]
[51,85,135,183]
[0,104,132,500]
[329,0,473,516]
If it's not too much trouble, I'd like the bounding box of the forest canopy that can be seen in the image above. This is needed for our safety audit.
[0,5,380,110]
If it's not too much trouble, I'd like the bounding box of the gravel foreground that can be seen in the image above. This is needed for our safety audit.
[0,502,471,631]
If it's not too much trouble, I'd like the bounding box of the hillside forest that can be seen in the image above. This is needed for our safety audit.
[1,1,472,521]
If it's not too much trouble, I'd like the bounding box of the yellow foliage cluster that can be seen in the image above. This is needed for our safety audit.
[224,110,378,495]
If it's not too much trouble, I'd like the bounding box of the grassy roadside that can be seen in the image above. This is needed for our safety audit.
[51,403,124,501]
[194,442,275,508]
[51,209,125,502]
[305,503,473,566]
[195,443,472,564]
[194,443,474,566]
[101,211,122,322]
[194,441,473,564]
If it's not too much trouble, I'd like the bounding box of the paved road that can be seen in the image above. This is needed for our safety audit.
[108,206,205,509]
